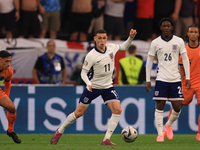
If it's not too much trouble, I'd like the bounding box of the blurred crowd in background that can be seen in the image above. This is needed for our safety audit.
[0,0,200,42]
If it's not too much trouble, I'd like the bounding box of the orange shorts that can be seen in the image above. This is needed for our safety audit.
[182,86,200,107]
[0,88,7,99]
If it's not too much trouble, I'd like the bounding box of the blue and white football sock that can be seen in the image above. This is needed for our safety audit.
[155,109,164,136]
[58,112,77,133]
[103,114,120,141]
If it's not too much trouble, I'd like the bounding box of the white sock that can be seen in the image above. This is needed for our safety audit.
[103,114,120,141]
[155,109,163,136]
[58,112,77,133]
[167,109,181,127]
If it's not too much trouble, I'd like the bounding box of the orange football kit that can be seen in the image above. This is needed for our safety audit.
[178,43,200,136]
[0,66,16,133]
[179,44,200,107]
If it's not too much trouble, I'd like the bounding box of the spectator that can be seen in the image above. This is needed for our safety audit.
[194,0,200,29]
[133,0,155,42]
[88,0,105,40]
[118,45,146,85]
[32,40,67,84]
[174,0,195,39]
[39,0,61,39]
[0,0,20,39]
[152,0,182,39]
[104,0,133,40]
[18,0,40,38]
[69,0,93,41]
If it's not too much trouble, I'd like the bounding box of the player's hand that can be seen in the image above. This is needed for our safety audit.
[86,84,93,92]
[129,29,137,39]
[185,79,191,90]
[145,82,151,93]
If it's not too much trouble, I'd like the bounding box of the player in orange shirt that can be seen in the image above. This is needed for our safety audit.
[0,50,21,143]
[164,24,200,141]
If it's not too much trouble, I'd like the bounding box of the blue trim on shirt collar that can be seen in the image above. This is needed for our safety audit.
[188,42,199,49]
[161,34,173,42]
[95,46,107,54]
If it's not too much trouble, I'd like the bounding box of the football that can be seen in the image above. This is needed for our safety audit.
[121,126,138,142]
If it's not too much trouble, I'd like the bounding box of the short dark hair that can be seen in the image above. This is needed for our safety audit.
[159,17,174,27]
[94,29,107,36]
[128,45,136,54]
[0,50,11,58]
[185,24,200,43]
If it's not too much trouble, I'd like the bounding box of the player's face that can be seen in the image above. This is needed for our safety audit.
[47,41,56,54]
[94,33,107,51]
[0,56,11,70]
[160,21,173,36]
[187,27,199,42]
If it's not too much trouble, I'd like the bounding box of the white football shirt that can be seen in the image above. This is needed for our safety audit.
[82,44,119,89]
[148,35,187,82]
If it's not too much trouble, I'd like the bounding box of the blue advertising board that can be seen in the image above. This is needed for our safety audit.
[0,85,198,134]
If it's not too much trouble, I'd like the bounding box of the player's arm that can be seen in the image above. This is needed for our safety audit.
[181,52,190,80]
[4,68,13,97]
[145,55,154,93]
[81,69,93,92]
[145,41,156,92]
[179,65,185,79]
[4,80,11,97]
[181,52,191,90]
[119,29,137,51]
[81,55,93,92]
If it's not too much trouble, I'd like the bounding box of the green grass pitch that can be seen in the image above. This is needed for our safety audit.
[0,134,200,150]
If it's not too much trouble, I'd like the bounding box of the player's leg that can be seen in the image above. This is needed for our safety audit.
[152,81,169,142]
[102,101,121,145]
[195,89,200,141]
[164,81,184,140]
[155,100,166,142]
[197,110,200,141]
[51,88,99,145]
[101,87,121,145]
[164,100,182,140]
[0,96,21,143]
[58,104,88,134]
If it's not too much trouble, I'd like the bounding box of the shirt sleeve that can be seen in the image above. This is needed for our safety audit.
[34,57,44,71]
[148,40,156,57]
[60,57,65,70]
[82,53,94,71]
[146,41,156,82]
[5,67,13,81]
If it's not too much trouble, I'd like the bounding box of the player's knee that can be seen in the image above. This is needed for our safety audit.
[173,107,181,113]
[74,111,84,118]
[113,108,122,115]
[7,104,16,113]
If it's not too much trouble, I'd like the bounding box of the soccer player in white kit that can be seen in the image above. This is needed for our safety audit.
[145,18,191,142]
[50,28,137,145]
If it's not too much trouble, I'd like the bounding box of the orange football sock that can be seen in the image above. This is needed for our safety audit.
[167,109,172,121]
[7,112,16,133]
[198,114,200,134]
